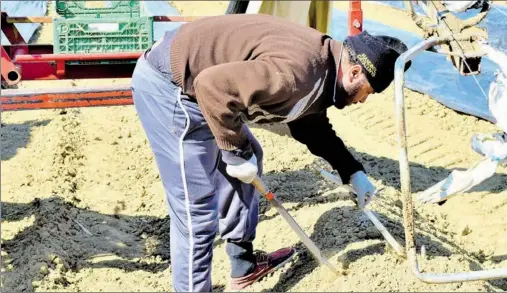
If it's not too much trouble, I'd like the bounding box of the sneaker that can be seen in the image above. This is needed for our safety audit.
[230,247,296,290]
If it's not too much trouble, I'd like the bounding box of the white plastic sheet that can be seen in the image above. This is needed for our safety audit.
[418,158,500,204]
[140,1,181,41]
[0,1,181,45]
[0,1,48,45]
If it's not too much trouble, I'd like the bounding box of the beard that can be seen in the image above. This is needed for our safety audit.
[333,82,361,109]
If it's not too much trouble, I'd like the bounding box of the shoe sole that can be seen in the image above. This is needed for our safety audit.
[230,249,298,292]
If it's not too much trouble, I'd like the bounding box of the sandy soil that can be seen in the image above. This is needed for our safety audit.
[1,1,506,292]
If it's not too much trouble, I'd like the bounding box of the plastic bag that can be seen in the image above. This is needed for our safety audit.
[441,0,483,13]
[472,133,507,162]
[418,158,499,204]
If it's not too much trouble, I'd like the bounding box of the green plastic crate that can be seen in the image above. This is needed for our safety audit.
[53,17,153,58]
[55,1,141,19]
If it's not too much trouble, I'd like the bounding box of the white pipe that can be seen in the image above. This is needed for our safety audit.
[319,169,406,257]
[395,37,507,283]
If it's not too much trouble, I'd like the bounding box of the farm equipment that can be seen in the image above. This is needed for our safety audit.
[1,0,506,284]
[0,0,493,110]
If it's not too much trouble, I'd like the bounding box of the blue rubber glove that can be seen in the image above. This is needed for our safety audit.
[350,171,376,208]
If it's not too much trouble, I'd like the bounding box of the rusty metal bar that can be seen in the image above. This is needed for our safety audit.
[0,85,133,111]
[395,36,507,283]
[5,16,53,23]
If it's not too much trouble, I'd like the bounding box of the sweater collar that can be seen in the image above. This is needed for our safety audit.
[330,40,344,104]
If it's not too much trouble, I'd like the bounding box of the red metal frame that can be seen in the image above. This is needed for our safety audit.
[348,1,363,36]
[1,3,364,111]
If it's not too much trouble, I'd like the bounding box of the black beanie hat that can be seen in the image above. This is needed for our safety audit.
[343,31,412,93]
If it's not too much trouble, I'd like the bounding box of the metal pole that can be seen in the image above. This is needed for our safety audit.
[319,169,406,257]
[251,177,341,276]
[394,36,507,283]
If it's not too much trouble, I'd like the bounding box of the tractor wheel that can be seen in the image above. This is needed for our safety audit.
[226,1,249,14]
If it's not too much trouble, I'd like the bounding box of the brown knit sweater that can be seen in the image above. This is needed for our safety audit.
[168,13,365,183]
[170,14,339,150]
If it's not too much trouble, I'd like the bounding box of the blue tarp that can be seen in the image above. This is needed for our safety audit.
[329,3,507,124]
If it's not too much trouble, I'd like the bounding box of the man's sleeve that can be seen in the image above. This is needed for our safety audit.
[287,111,365,184]
[193,58,296,152]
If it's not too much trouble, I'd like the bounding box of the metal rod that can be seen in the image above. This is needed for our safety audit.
[319,169,406,257]
[251,176,341,276]
[395,37,507,283]
[14,52,142,63]
[0,85,133,111]
[6,16,53,23]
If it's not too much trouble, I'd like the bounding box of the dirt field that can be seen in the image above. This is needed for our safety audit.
[1,1,506,292]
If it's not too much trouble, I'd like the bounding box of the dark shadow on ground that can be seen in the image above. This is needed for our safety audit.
[251,123,507,195]
[262,204,448,292]
[1,120,52,161]
[260,193,507,292]
[1,198,171,292]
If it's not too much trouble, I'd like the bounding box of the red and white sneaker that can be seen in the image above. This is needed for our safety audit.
[230,247,296,290]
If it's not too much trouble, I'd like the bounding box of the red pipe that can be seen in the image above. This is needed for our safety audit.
[348,1,363,36]
[14,52,142,63]
[1,46,21,85]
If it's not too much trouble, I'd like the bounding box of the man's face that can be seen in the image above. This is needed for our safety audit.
[334,64,374,109]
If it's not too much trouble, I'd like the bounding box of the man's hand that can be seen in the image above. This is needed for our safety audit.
[221,146,259,184]
[350,171,376,208]
[225,154,258,183]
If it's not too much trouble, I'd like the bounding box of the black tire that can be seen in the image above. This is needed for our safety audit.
[226,1,249,14]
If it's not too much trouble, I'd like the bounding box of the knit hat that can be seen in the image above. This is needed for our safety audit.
[343,31,412,93]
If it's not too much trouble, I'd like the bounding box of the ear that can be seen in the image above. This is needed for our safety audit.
[347,64,363,83]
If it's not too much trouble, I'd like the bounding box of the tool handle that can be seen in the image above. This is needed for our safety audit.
[252,176,276,201]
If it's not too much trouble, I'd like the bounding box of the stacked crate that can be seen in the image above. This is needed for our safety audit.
[53,1,153,64]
